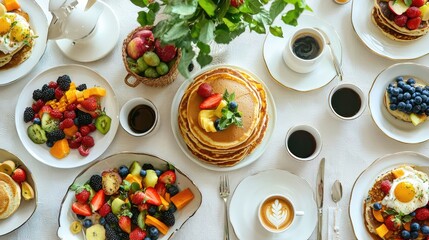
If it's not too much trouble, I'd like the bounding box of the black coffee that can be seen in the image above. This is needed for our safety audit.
[331,88,362,118]
[292,35,320,60]
[128,104,156,133]
[287,130,316,159]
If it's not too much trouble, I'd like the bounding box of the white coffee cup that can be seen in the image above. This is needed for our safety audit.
[258,194,304,233]
[119,97,159,137]
[283,27,326,73]
[328,83,366,120]
[285,125,322,161]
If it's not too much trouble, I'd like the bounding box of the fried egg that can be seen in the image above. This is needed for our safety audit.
[0,12,32,55]
[382,166,429,215]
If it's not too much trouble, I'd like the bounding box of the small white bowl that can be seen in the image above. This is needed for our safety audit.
[119,98,159,137]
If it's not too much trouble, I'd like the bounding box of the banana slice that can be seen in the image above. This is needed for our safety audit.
[85,224,106,240]
[70,221,82,234]
[21,181,35,200]
[0,160,16,175]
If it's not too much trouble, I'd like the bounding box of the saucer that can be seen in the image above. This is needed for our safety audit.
[263,14,342,92]
[55,1,119,62]
[229,169,317,240]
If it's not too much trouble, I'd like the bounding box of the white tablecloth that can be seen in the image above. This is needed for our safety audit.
[1,0,429,239]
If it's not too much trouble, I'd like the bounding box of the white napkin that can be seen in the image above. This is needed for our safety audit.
[328,207,342,240]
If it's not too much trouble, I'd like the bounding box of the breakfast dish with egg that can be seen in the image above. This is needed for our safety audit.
[371,0,429,41]
[177,67,269,167]
[0,1,36,70]
[364,165,429,239]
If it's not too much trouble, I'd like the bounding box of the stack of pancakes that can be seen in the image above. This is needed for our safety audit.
[178,67,268,167]
[371,0,429,41]
[0,172,21,219]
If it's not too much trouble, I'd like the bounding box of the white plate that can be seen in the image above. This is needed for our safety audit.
[369,62,429,144]
[351,0,429,60]
[0,148,37,236]
[57,152,202,240]
[171,64,277,171]
[15,64,119,168]
[55,1,120,62]
[0,0,48,85]
[229,169,317,240]
[350,151,429,239]
[263,14,342,92]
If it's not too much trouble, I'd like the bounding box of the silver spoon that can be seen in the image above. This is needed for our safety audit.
[331,180,343,237]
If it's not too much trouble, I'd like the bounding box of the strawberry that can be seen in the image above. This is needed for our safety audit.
[416,208,429,220]
[199,93,223,109]
[79,125,91,136]
[75,188,90,203]
[155,182,166,197]
[407,17,422,30]
[80,97,98,111]
[129,227,147,240]
[55,88,64,100]
[131,191,145,205]
[88,123,96,132]
[32,99,44,113]
[66,103,77,111]
[144,187,162,206]
[90,190,105,212]
[48,81,58,89]
[137,203,148,212]
[154,39,177,62]
[412,0,425,7]
[59,118,74,130]
[98,202,111,217]
[380,180,391,194]
[385,215,401,231]
[78,145,90,156]
[11,168,26,183]
[68,132,82,149]
[119,216,132,233]
[231,0,244,7]
[64,110,76,119]
[406,7,422,18]
[394,15,408,27]
[71,202,92,216]
[38,105,52,117]
[50,109,63,119]
[82,136,95,148]
[197,83,213,98]
[159,170,176,184]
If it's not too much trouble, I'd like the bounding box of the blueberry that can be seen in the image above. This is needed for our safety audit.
[409,87,416,94]
[83,219,92,228]
[396,76,404,82]
[422,103,428,111]
[421,225,429,235]
[99,217,106,226]
[398,81,406,88]
[415,96,423,104]
[404,92,411,100]
[412,93,416,98]
[404,84,411,92]
[422,95,428,103]
[426,109,429,115]
[214,119,221,131]
[168,203,177,213]
[405,103,413,112]
[398,88,403,93]
[167,185,179,196]
[413,105,421,113]
[416,92,421,97]
[77,214,86,220]
[401,230,411,239]
[33,118,41,125]
[390,96,397,103]
[410,211,416,217]
[387,86,393,93]
[392,88,400,96]
[118,165,129,178]
[411,222,420,231]
[228,101,238,111]
[423,90,429,96]
[148,226,159,238]
[389,104,398,111]
[398,102,406,110]
[140,169,147,177]
[410,99,415,105]
[416,86,423,93]
[155,169,162,177]
[148,205,157,216]
[398,93,404,101]
[407,78,416,85]
[410,231,419,239]
[372,202,382,210]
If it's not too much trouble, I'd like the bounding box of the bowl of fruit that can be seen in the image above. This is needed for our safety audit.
[122,26,181,88]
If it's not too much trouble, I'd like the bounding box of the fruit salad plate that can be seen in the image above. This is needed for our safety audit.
[0,0,48,85]
[0,148,37,236]
[352,0,429,60]
[15,64,119,168]
[350,151,429,239]
[229,169,317,240]
[57,152,202,240]
[369,62,429,143]
[171,64,276,171]
[263,14,342,92]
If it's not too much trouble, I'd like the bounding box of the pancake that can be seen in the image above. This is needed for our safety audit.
[0,172,21,219]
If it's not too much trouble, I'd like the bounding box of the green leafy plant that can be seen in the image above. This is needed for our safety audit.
[130,0,311,77]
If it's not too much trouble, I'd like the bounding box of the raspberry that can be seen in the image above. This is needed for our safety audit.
[31,99,44,113]
[98,203,111,217]
[50,109,63,119]
[197,83,213,98]
[380,180,391,194]
[79,125,91,136]
[394,15,408,27]
[55,88,64,100]
[48,81,58,89]
[59,118,74,130]
[412,0,425,7]
[88,123,96,132]
[82,136,94,148]
[407,17,422,30]
[63,111,76,119]
[406,7,422,18]
[416,208,429,220]
[66,103,77,111]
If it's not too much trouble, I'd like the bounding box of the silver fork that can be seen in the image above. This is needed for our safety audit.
[220,175,230,240]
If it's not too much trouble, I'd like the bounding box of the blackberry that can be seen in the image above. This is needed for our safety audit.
[167,203,177,213]
[105,224,120,240]
[46,130,65,142]
[160,210,175,227]
[105,212,119,226]
[117,231,128,240]
[42,88,55,102]
[41,84,49,91]
[76,111,93,126]
[147,205,157,216]
[23,107,35,122]
[131,207,140,225]
[142,163,154,170]
[89,174,102,191]
[32,89,43,101]
[76,83,87,91]
[167,185,179,196]
[57,75,71,91]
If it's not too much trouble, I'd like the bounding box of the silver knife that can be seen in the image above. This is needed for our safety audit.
[316,158,325,240]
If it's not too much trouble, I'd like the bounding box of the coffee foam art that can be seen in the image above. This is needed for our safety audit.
[265,199,289,229]
[259,196,294,231]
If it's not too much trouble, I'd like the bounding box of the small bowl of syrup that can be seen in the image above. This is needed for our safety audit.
[120,98,159,137]
[285,125,322,161]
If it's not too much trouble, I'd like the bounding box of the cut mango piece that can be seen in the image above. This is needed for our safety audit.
[376,224,389,238]
[124,174,142,188]
[160,195,169,211]
[170,188,194,210]
[85,87,106,97]
[392,168,404,178]
[65,90,77,104]
[145,215,169,235]
[372,208,384,222]
[50,139,70,159]
[4,0,20,11]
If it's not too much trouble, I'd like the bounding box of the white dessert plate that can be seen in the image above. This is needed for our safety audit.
[263,14,342,92]
[171,64,277,171]
[15,64,119,168]
[57,152,202,240]
[350,151,429,239]
[55,1,119,62]
[351,0,429,60]
[0,0,48,85]
[229,169,317,240]
[369,62,429,144]
[0,148,37,236]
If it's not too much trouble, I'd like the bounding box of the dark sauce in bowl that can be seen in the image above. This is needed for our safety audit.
[292,36,321,60]
[331,88,362,118]
[128,104,156,134]
[287,130,316,159]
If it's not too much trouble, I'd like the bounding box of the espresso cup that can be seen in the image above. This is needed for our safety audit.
[258,194,304,233]
[119,97,159,137]
[285,125,322,161]
[282,27,326,73]
[328,83,366,120]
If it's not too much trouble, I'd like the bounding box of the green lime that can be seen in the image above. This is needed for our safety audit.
[156,62,169,76]
[143,51,160,67]
[136,57,149,72]
[144,67,160,78]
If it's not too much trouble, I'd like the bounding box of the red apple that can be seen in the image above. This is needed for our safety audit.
[388,0,409,15]
[154,39,177,62]
[133,29,155,51]
[127,37,148,59]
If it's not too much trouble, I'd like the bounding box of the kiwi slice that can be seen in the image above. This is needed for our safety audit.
[41,113,59,133]
[95,115,111,135]
[27,124,47,144]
